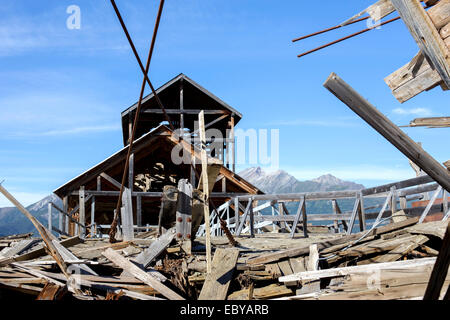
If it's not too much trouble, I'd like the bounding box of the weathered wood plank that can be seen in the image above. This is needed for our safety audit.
[391,0,450,87]
[198,248,239,300]
[133,228,176,268]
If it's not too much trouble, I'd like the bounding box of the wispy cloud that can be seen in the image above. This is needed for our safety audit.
[392,107,433,117]
[266,118,361,128]
[39,125,120,136]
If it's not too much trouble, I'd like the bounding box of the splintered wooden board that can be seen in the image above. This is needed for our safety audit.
[198,248,239,300]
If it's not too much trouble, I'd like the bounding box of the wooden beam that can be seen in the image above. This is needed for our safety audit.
[142,109,228,115]
[199,110,212,274]
[0,184,70,278]
[198,248,239,300]
[324,72,450,193]
[100,172,122,190]
[120,188,134,241]
[423,221,450,299]
[128,153,134,190]
[390,0,450,87]
[79,186,85,237]
[134,228,176,269]
[290,196,305,239]
[102,248,184,300]
[419,185,443,223]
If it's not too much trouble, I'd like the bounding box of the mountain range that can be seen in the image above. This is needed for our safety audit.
[238,167,364,194]
[0,168,364,236]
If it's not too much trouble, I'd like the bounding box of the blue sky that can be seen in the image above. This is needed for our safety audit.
[0,0,449,207]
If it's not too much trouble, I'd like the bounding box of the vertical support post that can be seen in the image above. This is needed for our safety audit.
[236,199,252,236]
[234,197,239,232]
[331,199,339,232]
[358,191,366,231]
[249,202,255,238]
[230,115,235,172]
[91,196,96,238]
[301,197,308,238]
[128,117,133,145]
[175,179,193,241]
[129,153,134,191]
[79,186,85,237]
[271,203,276,232]
[390,186,398,216]
[97,176,101,191]
[332,199,347,233]
[199,110,212,274]
[443,190,448,217]
[180,79,184,132]
[137,195,142,227]
[190,155,196,187]
[47,203,52,233]
[399,196,407,210]
[221,177,226,193]
[61,196,68,233]
[121,188,134,241]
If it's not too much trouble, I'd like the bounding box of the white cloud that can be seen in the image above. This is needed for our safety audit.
[392,107,433,117]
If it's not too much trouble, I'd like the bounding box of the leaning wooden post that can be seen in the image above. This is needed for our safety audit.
[0,184,69,278]
[423,221,450,300]
[90,196,96,238]
[323,73,450,193]
[199,110,212,274]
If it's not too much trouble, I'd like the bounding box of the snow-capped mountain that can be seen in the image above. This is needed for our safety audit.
[0,195,62,236]
[239,167,364,194]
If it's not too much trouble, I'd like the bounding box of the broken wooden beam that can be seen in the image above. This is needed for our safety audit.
[324,72,450,193]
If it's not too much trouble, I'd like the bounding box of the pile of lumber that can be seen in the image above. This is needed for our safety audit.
[0,216,448,300]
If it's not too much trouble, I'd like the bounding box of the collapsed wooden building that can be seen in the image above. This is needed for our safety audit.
[52,74,261,239]
[0,0,449,301]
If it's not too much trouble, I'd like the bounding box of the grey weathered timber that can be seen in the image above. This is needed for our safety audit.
[136,195,142,227]
[390,0,450,87]
[102,248,184,300]
[290,196,305,238]
[363,175,433,196]
[347,195,360,235]
[142,109,228,115]
[332,199,348,232]
[198,248,239,300]
[180,79,184,130]
[62,196,68,233]
[175,179,193,241]
[134,228,176,268]
[249,203,255,237]
[324,73,450,193]
[120,187,134,241]
[79,186,86,237]
[99,172,122,190]
[90,196,95,238]
[357,191,366,231]
[48,203,52,232]
[199,110,212,274]
[1,239,39,258]
[128,153,134,190]
[279,257,437,283]
[419,186,443,223]
[374,190,393,225]
[0,184,69,277]
[236,199,253,236]
[423,221,450,300]
[51,240,98,276]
